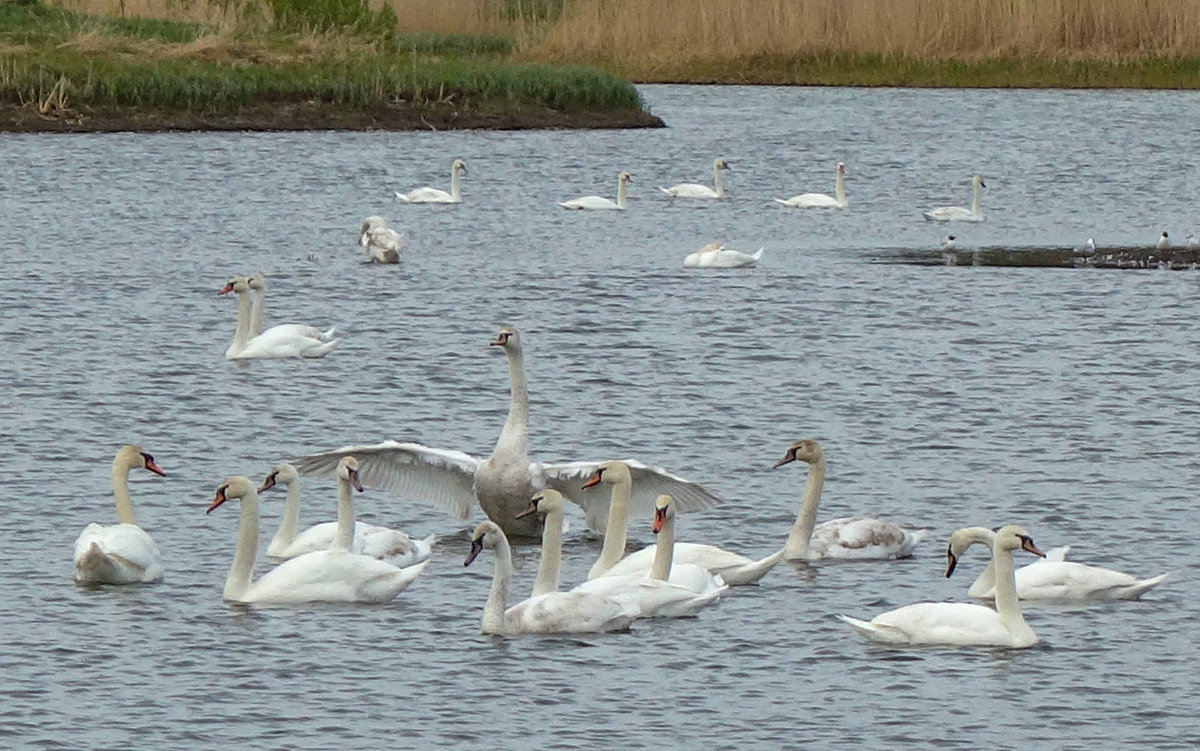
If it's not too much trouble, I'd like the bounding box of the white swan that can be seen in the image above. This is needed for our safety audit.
[660,158,731,199]
[682,242,764,269]
[292,327,723,539]
[358,216,402,263]
[922,173,986,222]
[957,528,1168,601]
[773,439,926,560]
[838,525,1044,648]
[775,161,848,208]
[259,463,434,568]
[559,171,632,210]
[207,459,428,605]
[396,158,466,203]
[220,275,339,360]
[73,445,166,584]
[463,520,635,634]
[591,462,780,586]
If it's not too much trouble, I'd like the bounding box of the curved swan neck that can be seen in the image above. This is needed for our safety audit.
[225,490,260,601]
[450,165,461,201]
[532,507,564,596]
[268,478,302,553]
[111,454,137,525]
[588,476,632,577]
[784,454,827,559]
[991,537,1030,636]
[495,344,529,458]
[616,176,627,209]
[483,537,513,634]
[650,513,675,581]
[332,473,355,552]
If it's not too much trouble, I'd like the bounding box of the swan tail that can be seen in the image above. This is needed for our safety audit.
[1117,573,1169,600]
[395,192,411,202]
[319,327,337,341]
[658,186,674,196]
[921,212,935,221]
[836,614,907,644]
[302,338,340,358]
[751,248,765,262]
[721,548,785,585]
[75,543,141,584]
[773,198,792,206]
[897,529,930,558]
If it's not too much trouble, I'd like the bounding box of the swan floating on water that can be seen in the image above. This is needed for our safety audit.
[922,173,986,222]
[292,327,723,539]
[396,159,466,203]
[358,216,403,263]
[220,275,339,360]
[775,161,848,208]
[73,445,166,585]
[683,242,763,268]
[838,525,1044,648]
[660,158,731,199]
[559,171,632,210]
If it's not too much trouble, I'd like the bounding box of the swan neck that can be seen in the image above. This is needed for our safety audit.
[450,165,461,201]
[231,287,252,352]
[588,476,631,578]
[495,345,529,457]
[971,181,982,215]
[249,286,264,337]
[268,478,302,553]
[650,514,675,580]
[332,474,355,551]
[616,176,627,209]
[784,456,826,558]
[111,454,136,525]
[991,538,1028,633]
[834,169,846,204]
[532,507,564,596]
[714,164,725,198]
[225,490,260,601]
[482,537,513,634]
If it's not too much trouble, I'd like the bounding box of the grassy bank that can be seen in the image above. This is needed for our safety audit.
[0,0,660,132]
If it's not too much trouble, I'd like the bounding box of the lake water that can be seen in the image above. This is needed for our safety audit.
[1,84,1197,750]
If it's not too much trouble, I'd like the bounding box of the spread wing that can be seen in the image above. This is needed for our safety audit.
[291,440,480,519]
[539,458,723,532]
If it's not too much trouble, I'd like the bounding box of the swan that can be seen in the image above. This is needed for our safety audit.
[659,158,731,199]
[292,326,723,539]
[590,462,781,586]
[838,525,1045,648]
[773,439,926,560]
[956,528,1168,601]
[682,242,764,269]
[206,458,428,604]
[775,162,848,208]
[922,173,986,222]
[1157,231,1170,250]
[358,216,402,263]
[73,445,166,584]
[396,158,466,203]
[559,171,632,210]
[259,462,434,568]
[463,520,635,634]
[220,276,339,360]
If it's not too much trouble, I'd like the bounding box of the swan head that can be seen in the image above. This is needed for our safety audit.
[619,171,633,184]
[464,520,505,567]
[206,476,255,514]
[116,444,166,477]
[836,161,845,175]
[715,158,731,171]
[651,494,675,533]
[772,439,824,469]
[336,456,364,492]
[994,525,1044,558]
[218,276,248,296]
[452,159,467,175]
[257,462,298,493]
[973,174,987,189]
[582,460,631,489]
[516,488,564,520]
[246,273,265,291]
[490,326,521,352]
[943,527,995,577]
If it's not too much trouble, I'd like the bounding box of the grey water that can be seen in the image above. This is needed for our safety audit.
[1,84,1198,749]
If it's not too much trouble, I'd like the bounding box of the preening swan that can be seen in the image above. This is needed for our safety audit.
[292,327,723,539]
[682,242,764,269]
[559,171,632,210]
[775,162,848,208]
[73,445,166,584]
[396,158,466,203]
[220,275,339,360]
[838,525,1044,648]
[259,463,434,568]
[660,158,731,199]
[358,216,403,263]
[773,439,926,560]
[958,528,1168,601]
[463,520,635,634]
[207,459,428,605]
[922,173,986,222]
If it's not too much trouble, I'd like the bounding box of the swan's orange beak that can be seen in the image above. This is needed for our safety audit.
[257,473,277,494]
[206,486,229,514]
[1020,537,1045,558]
[218,282,234,295]
[582,470,602,489]
[652,505,668,534]
[944,548,959,578]
[144,458,166,477]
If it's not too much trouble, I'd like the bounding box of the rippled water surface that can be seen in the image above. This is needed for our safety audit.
[2,85,1198,749]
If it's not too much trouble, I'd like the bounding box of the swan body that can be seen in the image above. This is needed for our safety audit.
[775,162,847,208]
[220,276,339,360]
[660,158,731,199]
[358,216,402,263]
[838,525,1044,648]
[464,520,634,634]
[963,531,1168,601]
[773,439,926,561]
[396,158,465,203]
[922,174,986,222]
[73,445,166,584]
[559,171,631,210]
[292,327,723,539]
[683,242,764,269]
[601,542,782,587]
[208,460,427,605]
[259,463,433,568]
